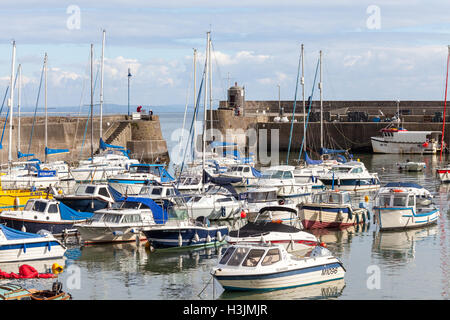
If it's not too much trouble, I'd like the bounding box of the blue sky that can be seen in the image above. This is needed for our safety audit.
[1,0,450,111]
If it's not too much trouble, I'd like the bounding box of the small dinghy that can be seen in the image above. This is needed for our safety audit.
[396,161,426,172]
[29,281,72,300]
[212,243,345,291]
[0,224,66,263]
[0,281,71,300]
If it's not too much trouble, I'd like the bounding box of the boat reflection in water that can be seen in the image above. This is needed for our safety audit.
[143,246,223,274]
[217,278,345,300]
[371,225,438,265]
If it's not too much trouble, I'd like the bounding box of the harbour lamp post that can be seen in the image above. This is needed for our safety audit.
[128,68,132,117]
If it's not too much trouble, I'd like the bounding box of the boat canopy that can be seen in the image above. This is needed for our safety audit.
[59,202,94,220]
[17,151,35,159]
[45,147,69,155]
[118,197,168,224]
[0,224,44,240]
[304,152,323,165]
[384,182,424,189]
[99,138,125,150]
[320,148,346,155]
[209,141,237,149]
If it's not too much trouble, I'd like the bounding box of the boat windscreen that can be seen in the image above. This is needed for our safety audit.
[219,247,236,264]
[227,247,251,266]
[32,201,47,213]
[261,248,281,266]
[242,249,266,267]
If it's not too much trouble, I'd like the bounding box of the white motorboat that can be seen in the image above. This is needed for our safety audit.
[74,197,160,244]
[185,184,242,221]
[298,189,370,229]
[318,161,380,191]
[108,164,175,195]
[54,183,117,213]
[373,182,439,230]
[371,126,440,154]
[212,243,345,291]
[240,187,289,221]
[255,166,313,204]
[218,164,262,187]
[436,165,450,182]
[226,207,318,252]
[0,224,66,263]
[0,198,93,236]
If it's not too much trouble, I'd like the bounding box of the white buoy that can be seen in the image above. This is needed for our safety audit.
[21,225,26,232]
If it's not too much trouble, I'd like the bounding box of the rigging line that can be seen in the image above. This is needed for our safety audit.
[79,61,101,160]
[181,51,194,144]
[0,86,9,117]
[440,46,450,162]
[298,58,320,161]
[210,41,227,103]
[286,47,302,164]
[26,61,45,156]
[73,54,91,153]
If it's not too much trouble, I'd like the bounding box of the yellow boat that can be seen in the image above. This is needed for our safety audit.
[0,186,52,212]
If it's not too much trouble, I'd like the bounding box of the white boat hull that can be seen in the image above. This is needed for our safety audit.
[76,225,146,244]
[374,207,439,230]
[0,239,66,263]
[371,137,438,154]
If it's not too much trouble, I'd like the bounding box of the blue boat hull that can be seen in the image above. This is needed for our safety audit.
[143,226,229,249]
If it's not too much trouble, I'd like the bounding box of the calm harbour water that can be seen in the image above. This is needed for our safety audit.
[2,112,449,300]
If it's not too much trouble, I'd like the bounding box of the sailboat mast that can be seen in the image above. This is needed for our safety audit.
[8,41,16,165]
[202,31,210,192]
[209,35,213,138]
[17,64,21,156]
[90,44,94,163]
[44,53,48,163]
[440,45,450,162]
[193,48,197,160]
[319,50,323,150]
[100,30,105,140]
[301,44,305,153]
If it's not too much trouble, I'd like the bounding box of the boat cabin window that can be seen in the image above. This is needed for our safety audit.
[120,202,150,210]
[24,200,35,211]
[92,213,104,221]
[393,195,408,207]
[48,204,59,214]
[243,167,250,173]
[102,213,122,223]
[121,214,142,223]
[98,187,110,198]
[282,171,293,179]
[227,247,251,266]
[130,165,161,175]
[32,201,48,213]
[85,186,96,194]
[332,167,351,173]
[261,248,281,266]
[242,249,265,267]
[151,188,162,196]
[219,247,236,265]
[350,167,363,174]
[379,195,391,207]
[247,191,277,203]
[262,170,283,179]
[216,197,234,203]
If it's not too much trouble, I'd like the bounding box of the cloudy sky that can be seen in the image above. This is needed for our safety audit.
[1,0,450,111]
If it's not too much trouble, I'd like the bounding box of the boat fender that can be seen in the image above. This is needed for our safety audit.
[15,197,20,209]
[112,231,124,236]
[355,213,360,224]
[260,235,266,243]
[206,234,211,243]
[347,209,353,221]
[193,233,200,243]
[216,231,223,242]
[52,263,64,274]
[178,233,183,247]
[338,210,343,220]
[21,225,26,232]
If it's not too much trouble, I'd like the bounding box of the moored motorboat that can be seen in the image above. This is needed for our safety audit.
[298,189,370,229]
[0,224,66,262]
[373,182,439,230]
[0,198,93,236]
[211,243,345,291]
[396,161,426,172]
